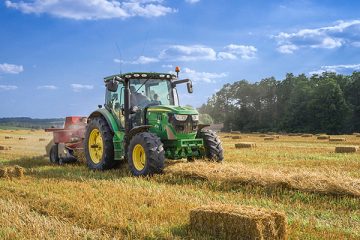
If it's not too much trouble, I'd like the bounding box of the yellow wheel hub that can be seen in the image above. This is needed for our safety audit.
[88,128,103,164]
[133,144,146,171]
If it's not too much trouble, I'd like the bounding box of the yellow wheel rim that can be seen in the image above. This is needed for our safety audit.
[88,128,103,164]
[133,144,146,171]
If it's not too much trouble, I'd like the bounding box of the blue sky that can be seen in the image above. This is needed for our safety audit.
[1,0,360,118]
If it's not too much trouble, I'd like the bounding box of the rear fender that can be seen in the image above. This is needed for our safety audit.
[88,108,120,132]
[129,125,152,139]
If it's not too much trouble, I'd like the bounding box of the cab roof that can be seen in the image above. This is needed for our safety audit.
[104,72,177,82]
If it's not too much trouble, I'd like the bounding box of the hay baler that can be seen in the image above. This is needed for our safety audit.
[45,116,87,164]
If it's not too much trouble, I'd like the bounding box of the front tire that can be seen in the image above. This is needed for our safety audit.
[84,117,116,170]
[198,129,224,162]
[128,132,165,176]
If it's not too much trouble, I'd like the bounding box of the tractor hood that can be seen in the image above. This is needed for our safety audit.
[147,105,198,115]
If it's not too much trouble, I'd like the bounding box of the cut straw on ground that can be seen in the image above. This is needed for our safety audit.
[164,162,360,198]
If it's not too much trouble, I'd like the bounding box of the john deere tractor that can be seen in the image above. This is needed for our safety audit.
[84,68,223,176]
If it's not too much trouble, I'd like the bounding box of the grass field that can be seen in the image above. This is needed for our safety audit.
[0,130,359,239]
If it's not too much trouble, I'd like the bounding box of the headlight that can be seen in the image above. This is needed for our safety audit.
[191,114,199,121]
[174,114,188,121]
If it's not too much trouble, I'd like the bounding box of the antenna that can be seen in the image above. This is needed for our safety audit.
[139,31,150,72]
[115,42,122,74]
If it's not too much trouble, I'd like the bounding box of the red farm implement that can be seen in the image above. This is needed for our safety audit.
[45,116,87,164]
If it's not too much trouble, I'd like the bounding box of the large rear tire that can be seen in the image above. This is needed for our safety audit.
[198,129,224,162]
[128,132,165,176]
[84,116,116,170]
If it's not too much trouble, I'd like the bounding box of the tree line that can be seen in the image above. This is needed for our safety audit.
[198,72,360,134]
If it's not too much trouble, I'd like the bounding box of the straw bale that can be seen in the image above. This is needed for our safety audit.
[231,131,241,134]
[357,135,360,138]
[39,138,46,141]
[301,134,312,137]
[352,132,360,135]
[19,137,27,140]
[235,142,256,148]
[335,146,358,153]
[264,137,275,141]
[317,135,330,140]
[0,145,11,150]
[232,136,241,140]
[4,136,12,139]
[12,166,24,178]
[259,134,267,137]
[190,204,287,240]
[329,138,346,142]
[267,132,277,135]
[0,168,8,178]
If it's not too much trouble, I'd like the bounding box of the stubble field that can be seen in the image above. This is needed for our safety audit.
[0,129,359,239]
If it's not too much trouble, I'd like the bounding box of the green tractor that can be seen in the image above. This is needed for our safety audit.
[84,68,223,176]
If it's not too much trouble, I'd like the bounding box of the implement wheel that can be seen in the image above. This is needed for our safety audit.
[84,116,116,170]
[197,129,224,162]
[128,132,165,176]
[49,144,60,164]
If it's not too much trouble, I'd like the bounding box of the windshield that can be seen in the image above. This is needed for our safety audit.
[129,79,178,108]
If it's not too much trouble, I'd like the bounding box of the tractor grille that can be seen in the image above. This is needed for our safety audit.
[168,114,198,134]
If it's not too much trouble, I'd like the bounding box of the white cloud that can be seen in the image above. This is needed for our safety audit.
[185,0,200,4]
[37,85,58,90]
[0,63,24,74]
[220,44,257,59]
[217,52,237,60]
[275,19,360,53]
[183,67,227,83]
[309,63,360,75]
[115,55,159,64]
[5,0,175,20]
[277,44,298,54]
[0,85,18,91]
[159,45,217,61]
[71,84,94,92]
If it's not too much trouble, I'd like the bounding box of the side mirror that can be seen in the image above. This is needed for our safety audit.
[130,106,139,114]
[187,81,193,93]
[106,80,118,92]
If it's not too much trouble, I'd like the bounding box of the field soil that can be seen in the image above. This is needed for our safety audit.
[0,130,359,239]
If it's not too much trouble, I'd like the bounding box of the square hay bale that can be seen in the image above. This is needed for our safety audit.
[232,136,241,140]
[4,136,12,139]
[11,166,25,178]
[235,142,256,148]
[329,138,346,142]
[190,204,287,240]
[335,146,359,153]
[356,135,360,138]
[317,135,330,140]
[0,145,11,151]
[267,132,277,135]
[301,134,313,137]
[39,138,46,141]
[0,167,8,178]
[264,137,275,141]
[259,134,267,137]
[352,132,360,136]
[18,137,27,140]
